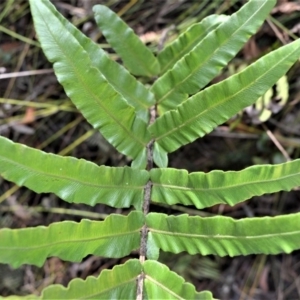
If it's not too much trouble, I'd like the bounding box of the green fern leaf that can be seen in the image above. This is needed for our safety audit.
[158,14,229,75]
[153,143,169,168]
[150,38,300,154]
[146,213,300,259]
[93,5,160,77]
[37,0,155,122]
[150,159,300,208]
[39,259,141,299]
[0,212,143,268]
[151,0,276,113]
[144,260,215,299]
[0,136,148,209]
[29,0,150,164]
[2,260,215,299]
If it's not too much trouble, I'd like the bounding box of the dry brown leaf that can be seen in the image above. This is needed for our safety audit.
[272,2,300,14]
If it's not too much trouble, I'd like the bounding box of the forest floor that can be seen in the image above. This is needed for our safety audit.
[1,0,300,299]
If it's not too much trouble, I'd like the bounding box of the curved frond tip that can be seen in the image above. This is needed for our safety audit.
[158,14,229,75]
[93,5,160,77]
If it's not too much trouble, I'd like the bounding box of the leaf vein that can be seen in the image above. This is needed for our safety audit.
[155,45,297,142]
[149,228,300,239]
[0,229,141,250]
[38,5,146,148]
[156,1,267,104]
[152,172,300,192]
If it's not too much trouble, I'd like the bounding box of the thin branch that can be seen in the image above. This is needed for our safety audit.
[0,69,53,79]
[262,124,291,161]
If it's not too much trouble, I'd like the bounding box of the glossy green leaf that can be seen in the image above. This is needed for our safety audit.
[0,212,143,268]
[144,260,215,299]
[146,213,300,258]
[0,136,148,209]
[158,14,229,75]
[3,260,214,299]
[150,38,300,153]
[40,259,141,299]
[153,143,168,168]
[36,0,154,122]
[93,5,160,77]
[150,159,300,208]
[29,0,150,163]
[151,0,276,113]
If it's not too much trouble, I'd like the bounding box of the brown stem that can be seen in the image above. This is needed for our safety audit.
[136,105,157,300]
